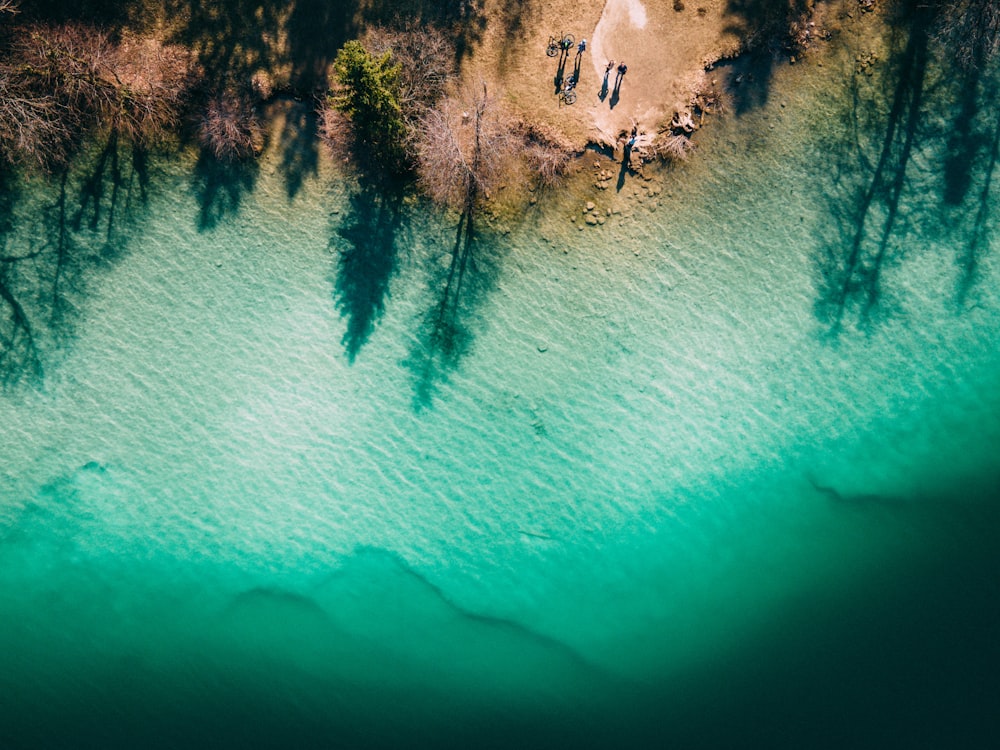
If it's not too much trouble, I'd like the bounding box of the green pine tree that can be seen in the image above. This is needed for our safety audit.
[331,40,407,172]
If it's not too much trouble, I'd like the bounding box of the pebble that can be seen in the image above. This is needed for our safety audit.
[585,201,596,211]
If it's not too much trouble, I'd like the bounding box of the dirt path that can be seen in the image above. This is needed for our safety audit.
[462,0,743,150]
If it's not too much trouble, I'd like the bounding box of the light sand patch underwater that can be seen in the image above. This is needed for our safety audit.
[1,11,1000,749]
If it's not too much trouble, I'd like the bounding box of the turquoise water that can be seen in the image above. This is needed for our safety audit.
[2,14,1000,748]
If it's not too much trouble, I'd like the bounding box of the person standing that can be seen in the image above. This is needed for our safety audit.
[578,38,587,56]
[614,62,628,91]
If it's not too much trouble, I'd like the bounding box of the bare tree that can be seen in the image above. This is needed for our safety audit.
[519,122,574,187]
[317,102,352,161]
[415,83,519,212]
[103,35,194,145]
[197,88,263,161]
[0,23,195,168]
[362,25,455,124]
[0,72,76,168]
[653,132,696,161]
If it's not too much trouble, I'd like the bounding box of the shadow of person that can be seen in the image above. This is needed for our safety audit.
[554,51,568,94]
[572,55,582,86]
[609,84,620,109]
[616,144,630,192]
[599,70,610,101]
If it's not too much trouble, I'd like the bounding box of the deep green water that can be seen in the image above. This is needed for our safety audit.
[2,14,1000,749]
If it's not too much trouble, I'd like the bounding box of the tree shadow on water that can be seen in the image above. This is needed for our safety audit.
[942,63,986,208]
[954,83,1000,308]
[0,137,150,387]
[813,6,933,334]
[192,152,259,231]
[938,11,1000,308]
[404,207,503,410]
[331,174,407,362]
[712,50,778,115]
[0,172,42,385]
[72,132,150,244]
[814,2,1000,329]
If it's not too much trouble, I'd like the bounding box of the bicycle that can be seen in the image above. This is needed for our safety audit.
[546,32,575,57]
[559,75,578,105]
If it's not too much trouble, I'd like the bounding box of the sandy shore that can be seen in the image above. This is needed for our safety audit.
[461,0,744,149]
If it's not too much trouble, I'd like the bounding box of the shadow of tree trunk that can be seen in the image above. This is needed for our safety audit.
[955,85,1000,307]
[279,105,320,200]
[407,205,479,409]
[942,62,984,207]
[0,137,150,387]
[192,151,259,231]
[0,266,44,384]
[814,5,933,333]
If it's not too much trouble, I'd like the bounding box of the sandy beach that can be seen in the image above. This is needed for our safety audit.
[461,0,744,148]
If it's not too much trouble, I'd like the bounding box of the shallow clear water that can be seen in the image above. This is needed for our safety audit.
[2,15,999,749]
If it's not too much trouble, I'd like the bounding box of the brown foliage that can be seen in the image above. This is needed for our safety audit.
[0,22,195,168]
[105,35,194,144]
[415,84,520,211]
[361,25,455,123]
[519,122,574,187]
[654,132,696,162]
[0,69,76,168]
[197,89,263,162]
[317,103,352,162]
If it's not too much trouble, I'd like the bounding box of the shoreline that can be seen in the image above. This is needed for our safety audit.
[458,0,846,156]
[0,0,855,190]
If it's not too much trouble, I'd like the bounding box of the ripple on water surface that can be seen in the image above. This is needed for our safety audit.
[1,19,1000,748]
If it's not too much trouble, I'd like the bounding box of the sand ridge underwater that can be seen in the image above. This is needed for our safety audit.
[2,9,1000,748]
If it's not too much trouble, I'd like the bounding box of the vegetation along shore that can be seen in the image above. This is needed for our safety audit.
[2,1,997,202]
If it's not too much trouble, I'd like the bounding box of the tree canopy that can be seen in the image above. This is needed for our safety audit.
[330,40,407,172]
